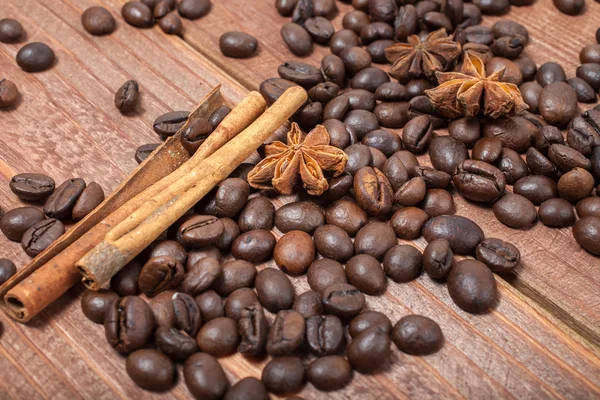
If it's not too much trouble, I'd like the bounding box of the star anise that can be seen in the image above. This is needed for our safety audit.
[384,28,462,82]
[425,53,528,119]
[247,123,348,196]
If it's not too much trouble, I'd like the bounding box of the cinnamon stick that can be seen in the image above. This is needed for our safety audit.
[77,86,308,290]
[1,89,266,323]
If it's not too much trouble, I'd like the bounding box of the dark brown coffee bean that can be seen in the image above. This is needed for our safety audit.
[353,167,394,217]
[383,245,422,283]
[568,111,600,156]
[390,207,429,240]
[375,82,409,103]
[422,239,453,279]
[211,259,256,297]
[122,1,153,27]
[347,327,391,373]
[514,175,559,205]
[195,290,224,321]
[402,115,433,154]
[0,78,18,108]
[225,378,268,400]
[345,89,376,112]
[274,230,315,275]
[184,353,230,400]
[72,182,104,220]
[421,188,456,217]
[448,259,497,312]
[267,310,306,356]
[293,101,322,130]
[536,62,567,87]
[82,6,116,35]
[16,42,55,72]
[313,225,353,262]
[322,119,356,150]
[178,0,211,19]
[81,289,119,324]
[186,247,221,270]
[307,356,352,392]
[354,222,397,261]
[346,254,386,295]
[553,0,584,14]
[429,136,469,175]
[293,290,323,319]
[491,35,525,59]
[213,178,249,218]
[223,287,257,322]
[567,77,596,103]
[178,215,224,248]
[43,178,86,219]
[493,193,537,229]
[416,1,440,19]
[304,16,335,44]
[0,18,23,43]
[558,168,595,202]
[394,176,426,206]
[349,311,392,338]
[171,292,201,335]
[573,216,600,255]
[313,0,337,18]
[114,79,140,113]
[276,0,299,16]
[281,23,313,57]
[292,0,313,24]
[307,258,347,294]
[351,67,390,93]
[411,166,451,189]
[261,357,305,395]
[138,256,185,297]
[220,32,258,58]
[538,82,579,127]
[153,111,190,139]
[472,137,503,164]
[548,144,591,173]
[110,260,142,296]
[342,10,371,34]
[577,197,600,218]
[126,349,175,392]
[465,25,494,44]
[448,117,481,148]
[454,160,506,203]
[275,201,324,234]
[344,143,372,175]
[526,147,557,177]
[513,55,537,82]
[366,38,395,63]
[374,102,409,128]
[330,29,360,56]
[323,95,349,121]
[237,303,268,357]
[483,116,536,153]
[538,198,576,227]
[105,296,154,354]
[308,82,340,104]
[577,63,600,91]
[344,109,380,139]
[476,238,520,273]
[423,215,484,255]
[196,317,239,356]
[208,105,231,130]
[279,61,323,88]
[325,199,368,237]
[181,117,214,153]
[360,22,394,45]
[21,218,64,257]
[484,57,522,85]
[382,156,409,191]
[153,0,175,19]
[255,268,295,312]
[322,283,365,319]
[10,173,55,202]
[154,326,198,361]
[238,196,275,232]
[321,54,346,86]
[182,257,221,295]
[392,315,443,355]
[215,218,239,252]
[497,148,527,185]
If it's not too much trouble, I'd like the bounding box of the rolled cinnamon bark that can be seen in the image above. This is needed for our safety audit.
[1,88,266,323]
[77,86,308,290]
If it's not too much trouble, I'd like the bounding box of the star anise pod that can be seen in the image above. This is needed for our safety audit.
[425,53,528,119]
[384,28,462,82]
[247,123,348,196]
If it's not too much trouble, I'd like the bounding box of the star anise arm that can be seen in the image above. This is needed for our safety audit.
[299,152,329,196]
[457,81,485,117]
[304,145,348,177]
[247,153,287,190]
[287,123,305,146]
[264,141,290,157]
[272,151,302,195]
[303,125,330,146]
[425,78,471,119]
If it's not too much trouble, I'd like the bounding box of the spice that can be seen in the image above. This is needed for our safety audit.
[384,28,462,82]
[247,123,348,196]
[426,53,528,119]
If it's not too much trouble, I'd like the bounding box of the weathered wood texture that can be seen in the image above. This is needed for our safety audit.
[0,0,599,399]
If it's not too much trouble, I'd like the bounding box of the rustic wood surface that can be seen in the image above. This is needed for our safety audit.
[0,0,599,399]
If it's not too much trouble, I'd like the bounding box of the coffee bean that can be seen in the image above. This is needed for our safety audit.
[81,289,119,324]
[276,0,298,16]
[374,102,409,128]
[110,260,142,296]
[347,327,390,373]
[153,110,190,139]
[126,349,175,392]
[415,1,440,19]
[392,315,443,355]
[349,311,392,338]
[195,290,224,321]
[454,160,506,203]
[491,35,525,59]
[390,207,429,240]
[360,22,394,45]
[366,38,395,63]
[353,166,394,216]
[535,126,565,152]
[178,0,211,19]
[308,82,340,104]
[553,0,584,14]
[344,143,371,175]
[181,117,214,153]
[21,218,64,257]
[323,95,349,121]
[472,137,503,164]
[207,105,231,130]
[224,287,257,322]
[267,310,305,356]
[325,199,368,236]
[567,77,596,103]
[255,268,295,312]
[370,146,387,170]
[114,80,140,113]
[313,0,338,18]
[196,317,239,356]
[449,259,497,313]
[493,193,537,229]
[215,218,240,252]
[213,178,249,218]
[577,197,600,218]
[421,188,456,217]
[182,257,221,295]
[281,23,313,57]
[374,83,408,103]
[313,225,353,262]
[558,167,595,202]
[330,29,360,56]
[305,17,335,44]
[514,55,537,81]
[224,377,269,400]
[429,136,469,175]
[351,67,390,93]
[212,259,256,296]
[322,283,365,319]
[220,32,258,58]
[322,119,356,150]
[448,117,481,148]
[474,0,510,14]
[122,2,153,27]
[483,116,536,153]
[342,10,371,34]
[262,357,305,395]
[307,258,347,294]
[10,173,55,202]
[548,144,591,173]
[273,230,315,275]
[369,0,397,22]
[178,215,224,248]
[321,54,346,86]
[476,238,520,272]
[82,6,116,35]
[486,57,522,85]
[382,156,409,191]
[538,198,576,227]
[0,18,23,43]
[536,62,567,87]
[293,290,323,319]
[275,201,324,234]
[577,63,600,91]
[293,101,323,130]
[279,61,323,88]
[171,292,201,335]
[238,196,275,232]
[346,90,376,113]
[344,109,380,139]
[187,247,221,269]
[138,256,185,297]
[42,178,85,219]
[307,355,352,392]
[394,176,426,206]
[567,110,600,156]
[354,222,397,261]
[105,296,154,354]
[292,0,313,24]
[153,0,175,18]
[514,175,559,205]
[422,239,454,279]
[184,353,230,400]
[0,79,18,108]
[573,216,600,255]
[423,215,484,254]
[345,254,386,295]
[16,42,55,72]
[72,182,104,220]
[401,115,433,154]
[412,166,451,189]
[538,82,579,127]
[304,314,344,356]
[383,245,422,283]
[526,147,557,177]
[464,25,494,45]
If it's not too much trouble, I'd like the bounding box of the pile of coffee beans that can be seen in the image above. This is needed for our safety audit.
[0,174,105,258]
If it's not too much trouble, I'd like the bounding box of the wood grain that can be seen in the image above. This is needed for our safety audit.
[0,0,599,399]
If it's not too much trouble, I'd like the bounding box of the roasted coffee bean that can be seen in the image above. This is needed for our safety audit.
[423,11,453,33]
[181,117,214,153]
[281,23,313,57]
[110,260,142,296]
[428,136,469,175]
[553,0,584,14]
[307,258,347,294]
[416,1,440,19]
[402,115,433,154]
[476,238,520,273]
[126,349,175,392]
[293,101,322,130]
[473,0,510,14]
[292,0,313,24]
[346,254,386,295]
[394,176,426,206]
[360,22,394,45]
[345,89,375,112]
[153,110,189,139]
[322,119,355,150]
[313,0,337,18]
[374,102,409,128]
[486,57,522,85]
[307,356,352,392]
[255,268,295,312]
[187,247,221,269]
[383,245,422,283]
[276,0,299,16]
[82,6,116,35]
[390,207,428,240]
[10,173,55,202]
[261,357,305,395]
[345,109,380,139]
[114,79,140,113]
[224,287,258,322]
[548,144,591,173]
[178,215,224,248]
[122,2,153,27]
[195,290,224,321]
[342,10,371,34]
[406,79,433,98]
[347,327,390,373]
[238,196,275,232]
[580,44,600,64]
[313,225,353,262]
[498,147,528,184]
[138,256,185,297]
[491,35,525,59]
[382,156,409,191]
[330,29,360,56]
[464,25,494,45]
[325,199,368,236]
[448,259,497,312]
[577,63,600,91]
[155,326,198,361]
[171,292,201,335]
[514,175,559,205]
[353,167,394,216]
[538,82,579,127]
[536,62,567,87]
[237,304,268,356]
[392,315,443,355]
[21,218,64,257]
[220,32,258,58]
[42,178,85,219]
[184,353,230,400]
[105,296,154,354]
[81,289,119,324]
[323,95,350,121]
[422,238,453,279]
[225,377,269,400]
[321,54,346,86]
[573,216,600,255]
[423,215,484,254]
[344,144,372,175]
[420,188,456,217]
[367,39,396,63]
[453,160,506,203]
[483,116,536,153]
[153,0,175,19]
[492,19,528,41]
[567,77,596,103]
[213,178,249,218]
[305,17,335,44]
[275,201,324,234]
[178,0,211,19]
[393,5,418,41]
[16,42,55,72]
[369,0,397,23]
[352,67,391,94]
[72,182,104,220]
[279,61,323,88]
[196,317,240,356]
[472,137,502,164]
[448,117,481,148]
[293,290,323,319]
[493,193,537,229]
[349,311,392,338]
[354,222,396,261]
[0,18,23,43]
[519,81,543,113]
[535,125,564,151]
[274,230,315,275]
[577,197,600,218]
[0,79,18,108]
[208,105,231,130]
[375,82,409,102]
[308,82,340,104]
[567,110,600,156]
[211,259,256,297]
[539,198,576,227]
[215,218,240,252]
[322,283,365,319]
[267,310,306,356]
[411,166,450,189]
[182,257,221,295]
[558,168,595,202]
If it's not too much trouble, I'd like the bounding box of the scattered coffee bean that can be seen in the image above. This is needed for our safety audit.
[122,2,153,27]
[153,111,190,139]
[493,193,537,229]
[428,136,469,175]
[261,356,305,395]
[126,349,175,392]
[539,198,576,227]
[178,215,224,248]
[255,268,295,312]
[448,259,497,313]
[0,79,18,108]
[114,80,140,113]
[383,245,422,283]
[195,290,224,321]
[536,62,567,87]
[110,260,142,296]
[267,310,306,356]
[16,42,55,72]
[211,259,256,297]
[354,222,397,260]
[182,256,221,295]
[548,143,591,173]
[281,22,313,57]
[476,238,520,273]
[231,229,276,263]
[105,296,154,354]
[220,32,258,58]
[184,353,230,400]
[9,173,55,202]
[423,239,454,279]
[293,290,323,319]
[552,0,584,15]
[454,160,506,203]
[392,315,443,355]
[313,224,353,262]
[347,327,391,373]
[72,182,104,220]
[538,82,579,127]
[224,377,269,400]
[196,317,240,356]
[353,166,394,216]
[423,215,484,255]
[307,355,352,392]
[577,197,600,218]
[558,167,595,202]
[573,216,600,255]
[322,283,365,319]
[0,18,23,43]
[82,6,116,35]
[158,13,183,35]
[390,207,429,240]
[345,254,386,295]
[349,311,392,337]
[81,289,119,324]
[155,326,198,361]
[305,16,335,44]
[139,256,185,297]
[0,259,17,286]
[275,201,324,234]
[307,258,347,294]
[21,218,64,257]
[178,0,211,19]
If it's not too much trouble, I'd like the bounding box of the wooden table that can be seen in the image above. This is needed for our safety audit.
[1,0,599,399]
